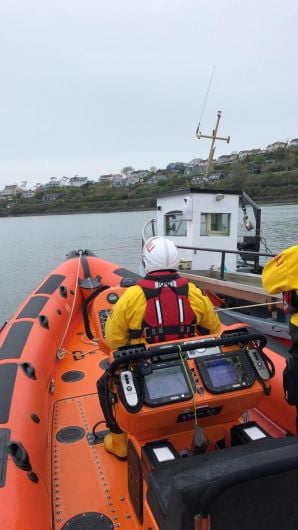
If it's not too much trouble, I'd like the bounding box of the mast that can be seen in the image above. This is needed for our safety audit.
[196,110,230,179]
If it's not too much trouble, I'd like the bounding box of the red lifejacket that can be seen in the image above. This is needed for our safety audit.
[130,271,197,344]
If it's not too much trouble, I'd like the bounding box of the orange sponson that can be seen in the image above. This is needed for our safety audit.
[0,252,124,530]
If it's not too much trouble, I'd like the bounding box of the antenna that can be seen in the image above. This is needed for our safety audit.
[197,110,230,179]
[196,66,216,136]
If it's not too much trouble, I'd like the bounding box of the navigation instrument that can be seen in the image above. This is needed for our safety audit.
[195,350,255,394]
[143,360,195,407]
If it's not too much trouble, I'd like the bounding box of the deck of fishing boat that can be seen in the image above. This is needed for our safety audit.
[180,268,282,305]
[181,269,282,305]
[180,268,290,342]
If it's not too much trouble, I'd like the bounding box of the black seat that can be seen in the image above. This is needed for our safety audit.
[147,436,298,530]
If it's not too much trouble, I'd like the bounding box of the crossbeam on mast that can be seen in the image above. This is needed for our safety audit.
[196,111,230,179]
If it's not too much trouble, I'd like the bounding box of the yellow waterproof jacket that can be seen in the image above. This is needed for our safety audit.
[105,281,221,350]
[262,245,298,294]
[262,245,298,354]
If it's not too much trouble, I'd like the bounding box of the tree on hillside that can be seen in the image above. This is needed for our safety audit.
[253,154,266,165]
[226,162,249,189]
[121,166,134,177]
[61,176,69,186]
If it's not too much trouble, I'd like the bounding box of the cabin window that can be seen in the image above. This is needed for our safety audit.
[200,213,231,236]
[165,211,187,236]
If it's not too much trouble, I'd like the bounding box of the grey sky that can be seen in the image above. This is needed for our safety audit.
[0,0,297,187]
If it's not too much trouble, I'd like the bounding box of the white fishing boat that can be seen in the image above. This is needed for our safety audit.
[141,188,290,344]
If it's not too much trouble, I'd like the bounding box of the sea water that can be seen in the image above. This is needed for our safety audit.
[0,204,297,323]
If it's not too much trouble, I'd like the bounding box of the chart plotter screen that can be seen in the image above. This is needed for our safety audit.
[143,361,193,406]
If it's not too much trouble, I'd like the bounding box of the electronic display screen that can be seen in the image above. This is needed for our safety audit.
[145,365,189,399]
[144,362,193,406]
[195,350,255,394]
[205,356,241,387]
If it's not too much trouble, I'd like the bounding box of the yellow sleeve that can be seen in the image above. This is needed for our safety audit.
[188,282,221,334]
[104,286,146,350]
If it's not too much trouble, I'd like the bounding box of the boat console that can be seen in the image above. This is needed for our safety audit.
[97,332,274,440]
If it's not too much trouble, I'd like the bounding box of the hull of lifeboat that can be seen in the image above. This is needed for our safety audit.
[0,250,296,530]
[0,251,139,530]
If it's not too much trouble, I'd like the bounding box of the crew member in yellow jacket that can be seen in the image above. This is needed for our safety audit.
[262,245,298,405]
[104,236,221,459]
[105,236,221,350]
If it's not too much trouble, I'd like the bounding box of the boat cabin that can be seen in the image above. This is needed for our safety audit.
[147,188,261,273]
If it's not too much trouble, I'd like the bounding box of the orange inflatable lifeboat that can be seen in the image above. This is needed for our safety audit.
[0,249,298,530]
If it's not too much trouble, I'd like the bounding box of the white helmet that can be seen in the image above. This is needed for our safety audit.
[142,236,180,273]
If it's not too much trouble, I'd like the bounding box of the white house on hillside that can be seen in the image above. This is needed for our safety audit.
[217,154,236,164]
[266,141,288,151]
[289,138,298,148]
[238,149,261,159]
[112,174,127,187]
[22,189,35,198]
[99,174,114,183]
[0,185,22,198]
[45,179,61,189]
[130,170,150,180]
[186,159,207,175]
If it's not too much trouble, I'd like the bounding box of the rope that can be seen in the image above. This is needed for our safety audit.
[57,345,100,360]
[57,251,83,356]
[215,300,283,313]
[196,65,216,135]
[260,236,272,254]
[81,334,99,345]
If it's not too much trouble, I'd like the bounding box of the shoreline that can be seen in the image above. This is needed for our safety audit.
[1,197,298,218]
[0,206,155,218]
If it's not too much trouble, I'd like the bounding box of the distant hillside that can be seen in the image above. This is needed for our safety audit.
[0,146,297,216]
[211,146,298,202]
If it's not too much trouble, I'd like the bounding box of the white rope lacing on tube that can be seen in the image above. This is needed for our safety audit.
[56,251,83,359]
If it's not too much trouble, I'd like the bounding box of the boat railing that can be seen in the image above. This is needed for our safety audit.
[177,245,276,280]
[141,217,276,281]
[141,218,157,246]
